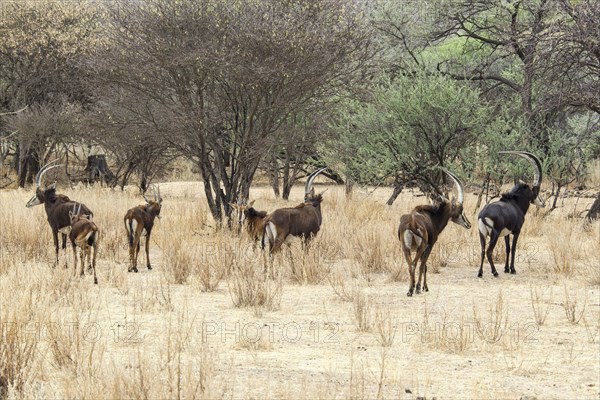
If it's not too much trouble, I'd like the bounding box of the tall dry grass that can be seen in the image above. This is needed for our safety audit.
[1,178,599,399]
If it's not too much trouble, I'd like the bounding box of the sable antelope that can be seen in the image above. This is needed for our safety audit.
[69,203,99,284]
[399,169,471,297]
[124,186,162,272]
[26,160,94,264]
[230,199,269,248]
[477,151,544,277]
[262,168,326,255]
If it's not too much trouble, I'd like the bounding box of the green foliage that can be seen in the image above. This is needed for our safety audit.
[325,72,492,192]
[545,113,600,189]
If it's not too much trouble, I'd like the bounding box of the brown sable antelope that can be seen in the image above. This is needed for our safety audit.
[262,168,327,255]
[124,186,162,272]
[69,203,99,284]
[230,199,269,248]
[398,169,471,297]
[26,160,94,264]
[477,151,544,277]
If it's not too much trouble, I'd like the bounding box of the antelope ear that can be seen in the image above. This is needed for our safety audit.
[48,182,57,190]
[248,200,255,207]
[228,202,238,210]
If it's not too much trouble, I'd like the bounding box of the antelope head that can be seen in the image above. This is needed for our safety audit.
[441,168,471,229]
[69,203,84,224]
[26,160,62,208]
[142,185,163,218]
[499,151,545,208]
[229,198,254,228]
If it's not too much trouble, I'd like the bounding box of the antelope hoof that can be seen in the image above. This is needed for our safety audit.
[478,271,483,278]
[504,267,510,273]
[423,285,429,292]
[94,278,98,285]
[407,291,413,297]
[147,265,152,270]
[510,269,516,275]
[493,271,499,277]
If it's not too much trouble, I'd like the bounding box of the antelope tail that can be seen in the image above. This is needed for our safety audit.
[126,219,134,246]
[87,229,98,247]
[403,228,424,249]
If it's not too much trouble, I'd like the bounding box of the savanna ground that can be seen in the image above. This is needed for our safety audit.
[1,175,599,399]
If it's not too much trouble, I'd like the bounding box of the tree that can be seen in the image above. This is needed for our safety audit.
[96,0,372,223]
[0,0,101,186]
[326,72,491,205]
[431,0,599,149]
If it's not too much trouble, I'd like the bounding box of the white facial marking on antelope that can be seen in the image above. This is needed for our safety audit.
[261,168,327,274]
[26,160,94,265]
[477,151,544,277]
[398,169,470,297]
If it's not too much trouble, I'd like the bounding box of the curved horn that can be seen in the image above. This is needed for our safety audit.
[499,151,542,188]
[35,160,62,188]
[441,168,464,205]
[305,167,326,195]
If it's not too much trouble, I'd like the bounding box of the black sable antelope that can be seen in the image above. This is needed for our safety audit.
[124,186,162,272]
[477,151,544,277]
[262,168,326,255]
[69,203,99,284]
[26,160,93,264]
[399,169,471,297]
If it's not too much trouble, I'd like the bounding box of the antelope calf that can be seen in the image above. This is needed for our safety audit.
[477,151,544,277]
[124,186,162,272]
[399,169,471,296]
[69,204,99,284]
[262,168,327,255]
[26,160,93,264]
[230,200,269,248]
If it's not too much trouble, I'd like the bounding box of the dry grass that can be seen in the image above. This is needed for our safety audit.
[562,285,587,325]
[353,290,373,333]
[529,286,552,326]
[1,180,599,399]
[473,289,508,345]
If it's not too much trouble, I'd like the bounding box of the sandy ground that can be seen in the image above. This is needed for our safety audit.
[1,181,599,399]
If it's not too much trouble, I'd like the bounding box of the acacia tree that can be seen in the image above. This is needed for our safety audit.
[0,0,101,185]
[326,72,491,205]
[269,108,335,200]
[96,0,372,223]
[431,0,599,148]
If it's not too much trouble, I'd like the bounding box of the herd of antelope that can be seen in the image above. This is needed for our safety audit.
[25,152,544,296]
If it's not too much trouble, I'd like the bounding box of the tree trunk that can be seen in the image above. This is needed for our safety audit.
[474,173,490,213]
[345,175,353,199]
[586,192,600,221]
[386,179,404,206]
[550,182,562,212]
[271,152,280,197]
